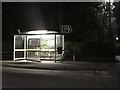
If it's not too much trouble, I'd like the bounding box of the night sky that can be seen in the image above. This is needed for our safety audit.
[2,2,101,40]
[2,2,60,39]
[3,2,61,52]
[2,2,120,52]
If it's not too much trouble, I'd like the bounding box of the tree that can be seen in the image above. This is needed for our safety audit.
[94,0,116,42]
[62,2,117,58]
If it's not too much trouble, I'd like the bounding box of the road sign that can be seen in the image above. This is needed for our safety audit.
[62,25,72,33]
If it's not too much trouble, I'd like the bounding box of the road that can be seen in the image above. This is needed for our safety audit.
[2,67,119,88]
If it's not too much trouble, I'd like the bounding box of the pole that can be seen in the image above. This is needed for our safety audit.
[55,34,56,63]
[13,35,15,61]
[59,3,63,63]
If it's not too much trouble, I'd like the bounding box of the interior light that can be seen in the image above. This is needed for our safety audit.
[26,30,57,34]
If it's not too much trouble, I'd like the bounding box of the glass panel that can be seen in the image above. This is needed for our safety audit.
[15,51,24,58]
[40,51,55,60]
[15,36,24,49]
[40,35,55,49]
[56,35,61,47]
[27,51,40,59]
[39,35,55,60]
[27,35,40,49]
[56,35,64,48]
[27,35,40,60]
[56,35,64,60]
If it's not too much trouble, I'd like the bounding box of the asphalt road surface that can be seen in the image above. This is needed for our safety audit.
[2,67,119,88]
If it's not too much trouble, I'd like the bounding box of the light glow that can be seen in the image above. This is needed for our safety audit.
[26,30,57,34]
[104,0,114,3]
[116,37,119,40]
[41,61,55,63]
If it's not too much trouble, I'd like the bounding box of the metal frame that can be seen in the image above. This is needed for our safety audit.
[55,34,56,63]
[14,34,64,62]
[26,35,41,61]
[13,35,15,61]
[14,35,26,61]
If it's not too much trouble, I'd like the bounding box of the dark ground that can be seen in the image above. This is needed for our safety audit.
[2,60,120,88]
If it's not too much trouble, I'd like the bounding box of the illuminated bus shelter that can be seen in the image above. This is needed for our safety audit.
[13,30,64,62]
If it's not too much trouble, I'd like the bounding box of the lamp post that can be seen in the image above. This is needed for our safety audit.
[115,36,120,61]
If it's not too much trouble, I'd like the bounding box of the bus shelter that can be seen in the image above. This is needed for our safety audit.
[13,30,64,62]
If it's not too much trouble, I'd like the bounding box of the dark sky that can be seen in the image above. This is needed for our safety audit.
[2,2,120,52]
[3,3,95,39]
[2,2,61,51]
[2,2,60,39]
[2,2,101,40]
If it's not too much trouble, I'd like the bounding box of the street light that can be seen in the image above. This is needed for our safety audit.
[116,37,119,41]
[115,36,120,61]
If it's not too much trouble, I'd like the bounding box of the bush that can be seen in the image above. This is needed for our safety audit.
[64,42,116,59]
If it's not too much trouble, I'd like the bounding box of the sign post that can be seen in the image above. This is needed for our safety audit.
[62,25,72,33]
[61,25,72,62]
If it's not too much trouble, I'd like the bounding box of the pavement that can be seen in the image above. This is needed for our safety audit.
[2,60,120,88]
[2,60,120,71]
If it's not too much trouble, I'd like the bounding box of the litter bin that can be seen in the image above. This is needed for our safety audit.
[57,47,62,54]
